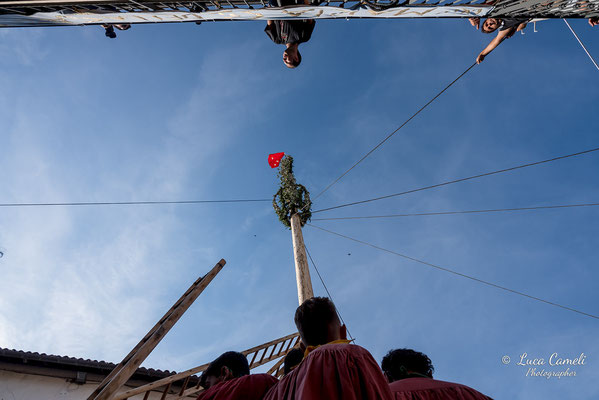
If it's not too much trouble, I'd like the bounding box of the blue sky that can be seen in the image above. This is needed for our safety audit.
[1,16,598,399]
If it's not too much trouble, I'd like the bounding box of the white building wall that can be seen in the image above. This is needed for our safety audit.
[0,370,167,400]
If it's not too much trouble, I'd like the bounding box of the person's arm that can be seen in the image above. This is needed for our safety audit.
[476,28,513,64]
[516,22,527,32]
[589,17,599,27]
[469,17,480,30]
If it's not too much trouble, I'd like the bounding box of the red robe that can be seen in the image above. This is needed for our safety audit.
[264,343,393,400]
[197,373,278,400]
[389,377,493,400]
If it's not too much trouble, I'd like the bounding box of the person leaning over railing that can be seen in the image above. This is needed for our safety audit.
[101,24,131,39]
[264,0,316,69]
[468,17,529,64]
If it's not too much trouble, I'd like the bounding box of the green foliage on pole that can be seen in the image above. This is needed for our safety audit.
[273,155,312,228]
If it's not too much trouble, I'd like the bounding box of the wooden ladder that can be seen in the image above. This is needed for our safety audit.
[112,332,300,400]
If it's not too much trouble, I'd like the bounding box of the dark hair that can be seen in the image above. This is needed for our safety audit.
[285,50,302,69]
[381,349,434,382]
[283,348,304,375]
[203,351,249,381]
[292,51,302,67]
[481,18,499,34]
[294,297,339,346]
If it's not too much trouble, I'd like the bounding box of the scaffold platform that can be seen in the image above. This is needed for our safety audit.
[0,0,597,27]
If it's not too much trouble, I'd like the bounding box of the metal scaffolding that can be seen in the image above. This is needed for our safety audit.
[0,0,597,27]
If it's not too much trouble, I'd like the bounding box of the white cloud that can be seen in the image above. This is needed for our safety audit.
[0,36,280,365]
[0,28,48,66]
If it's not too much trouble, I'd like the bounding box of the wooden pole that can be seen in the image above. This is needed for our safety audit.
[290,213,314,305]
[89,259,226,400]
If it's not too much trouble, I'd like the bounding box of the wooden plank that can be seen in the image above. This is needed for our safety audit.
[90,259,226,400]
[160,383,172,400]
[282,338,293,353]
[113,363,210,400]
[265,356,285,376]
[257,348,267,364]
[241,333,298,355]
[177,385,205,399]
[267,342,278,359]
[268,340,301,377]
[246,348,291,370]
[249,350,258,367]
[178,376,190,396]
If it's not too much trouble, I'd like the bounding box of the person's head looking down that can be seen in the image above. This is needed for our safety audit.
[481,18,500,33]
[381,348,435,383]
[283,347,304,375]
[294,297,346,347]
[283,44,302,69]
[200,351,250,389]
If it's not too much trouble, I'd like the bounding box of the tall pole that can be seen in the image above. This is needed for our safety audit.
[290,213,314,304]
[273,155,314,306]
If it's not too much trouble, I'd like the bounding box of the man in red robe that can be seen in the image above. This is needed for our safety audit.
[197,351,278,400]
[265,297,393,400]
[381,348,493,400]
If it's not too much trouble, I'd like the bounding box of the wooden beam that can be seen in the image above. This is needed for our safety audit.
[159,382,172,400]
[265,356,285,376]
[290,213,314,305]
[282,336,295,353]
[246,349,286,370]
[178,376,190,396]
[177,386,205,399]
[113,363,210,400]
[89,259,226,400]
[241,332,298,356]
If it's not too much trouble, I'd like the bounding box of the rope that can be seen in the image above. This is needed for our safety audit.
[304,244,355,342]
[0,199,271,208]
[307,224,599,320]
[310,62,478,204]
[563,19,599,72]
[311,202,599,220]
[312,146,599,214]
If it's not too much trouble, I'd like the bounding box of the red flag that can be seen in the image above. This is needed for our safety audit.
[268,152,285,168]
